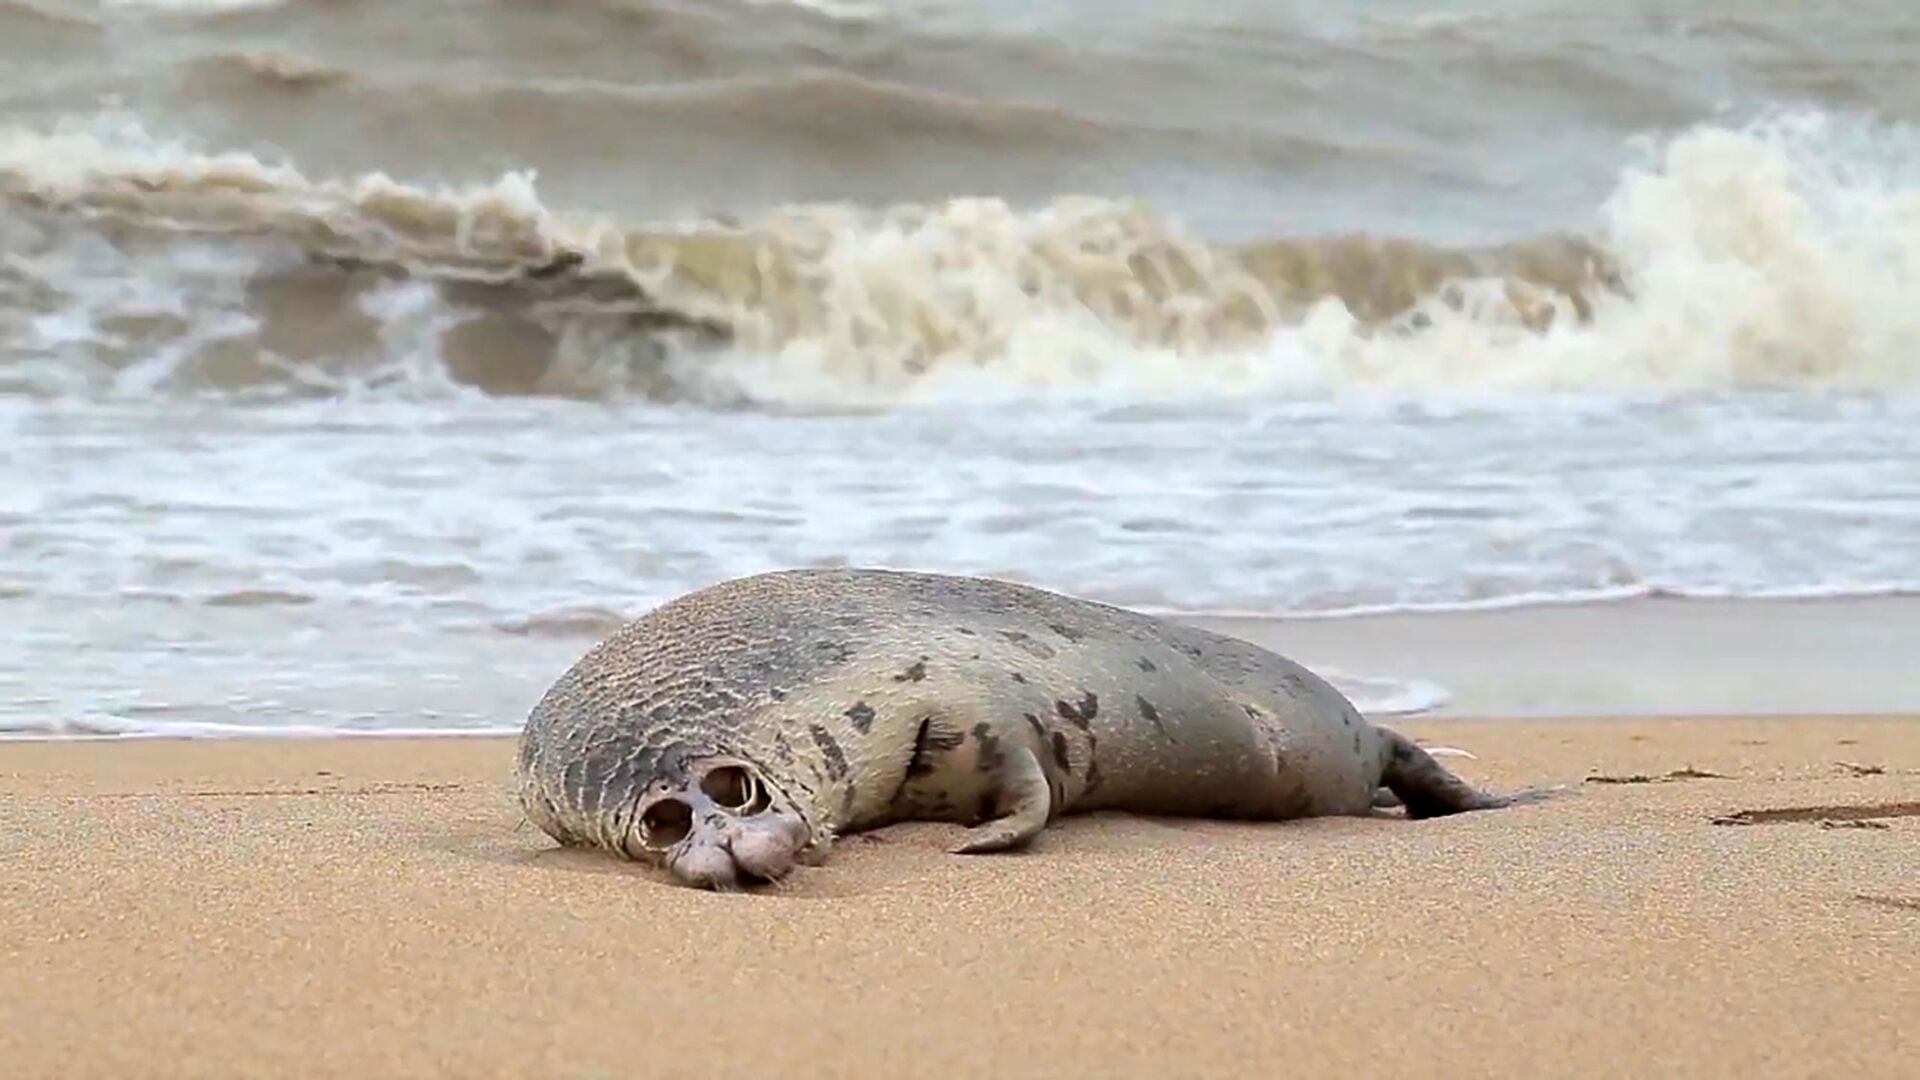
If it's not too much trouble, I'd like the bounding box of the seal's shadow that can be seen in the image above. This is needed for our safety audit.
[426,804,1509,901]
[429,813,946,899]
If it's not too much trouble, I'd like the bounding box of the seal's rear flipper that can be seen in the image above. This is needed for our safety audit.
[1379,728,1562,819]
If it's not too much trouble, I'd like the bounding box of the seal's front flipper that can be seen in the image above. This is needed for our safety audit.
[1379,728,1555,818]
[952,746,1052,854]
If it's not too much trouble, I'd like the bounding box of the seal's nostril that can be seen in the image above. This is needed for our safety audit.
[639,798,692,850]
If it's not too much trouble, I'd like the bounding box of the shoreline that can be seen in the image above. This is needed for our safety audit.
[3,714,1914,1078]
[6,593,1918,740]
[1195,592,1920,717]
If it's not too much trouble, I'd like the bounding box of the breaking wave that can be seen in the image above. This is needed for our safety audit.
[2,107,1916,408]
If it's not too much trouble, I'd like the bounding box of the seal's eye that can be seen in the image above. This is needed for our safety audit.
[701,765,769,815]
[638,798,692,850]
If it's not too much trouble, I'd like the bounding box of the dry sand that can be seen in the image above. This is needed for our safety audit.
[2,716,1915,1079]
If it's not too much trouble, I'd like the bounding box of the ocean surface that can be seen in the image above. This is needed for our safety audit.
[4,0,1918,737]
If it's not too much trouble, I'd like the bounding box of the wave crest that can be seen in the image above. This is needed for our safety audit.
[1,109,1914,406]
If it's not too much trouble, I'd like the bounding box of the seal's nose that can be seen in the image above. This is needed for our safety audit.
[669,841,740,890]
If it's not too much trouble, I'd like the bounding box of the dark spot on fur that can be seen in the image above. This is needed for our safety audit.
[972,722,1005,772]
[784,770,819,799]
[1010,671,1027,684]
[1052,687,1098,730]
[810,724,849,780]
[770,687,787,701]
[839,785,856,819]
[1048,622,1083,642]
[901,716,965,787]
[1281,672,1313,699]
[774,731,795,764]
[955,626,976,636]
[999,630,1056,659]
[890,717,949,809]
[845,701,876,733]
[1137,695,1176,742]
[1077,691,1099,722]
[1025,713,1046,739]
[1352,731,1363,754]
[1242,704,1261,722]
[903,718,936,780]
[895,658,928,683]
[1136,656,1156,673]
[1055,697,1093,730]
[1050,732,1072,772]
[927,722,965,755]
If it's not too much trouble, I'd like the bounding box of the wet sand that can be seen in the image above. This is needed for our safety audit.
[1195,594,1920,717]
[2,715,1915,1079]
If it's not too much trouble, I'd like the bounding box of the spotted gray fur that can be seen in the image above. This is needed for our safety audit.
[514,567,1553,885]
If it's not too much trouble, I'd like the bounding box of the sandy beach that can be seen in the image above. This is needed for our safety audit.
[6,2,1919,1077]
[3,713,1914,1079]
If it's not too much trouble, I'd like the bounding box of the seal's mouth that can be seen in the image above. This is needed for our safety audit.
[719,837,784,889]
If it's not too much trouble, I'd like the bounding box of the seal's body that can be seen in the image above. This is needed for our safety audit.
[515,568,1537,888]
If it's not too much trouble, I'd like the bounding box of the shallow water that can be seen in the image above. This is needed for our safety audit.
[3,0,1918,735]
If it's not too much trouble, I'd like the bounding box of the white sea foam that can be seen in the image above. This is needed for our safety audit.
[3,108,1917,406]
[0,716,523,740]
[739,0,885,22]
[98,0,290,15]
[651,111,1920,406]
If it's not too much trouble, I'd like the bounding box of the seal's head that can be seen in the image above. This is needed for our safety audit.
[624,750,813,890]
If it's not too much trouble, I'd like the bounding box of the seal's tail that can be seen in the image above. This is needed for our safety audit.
[1377,728,1562,818]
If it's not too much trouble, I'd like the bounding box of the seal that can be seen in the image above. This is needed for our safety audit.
[514,567,1549,889]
